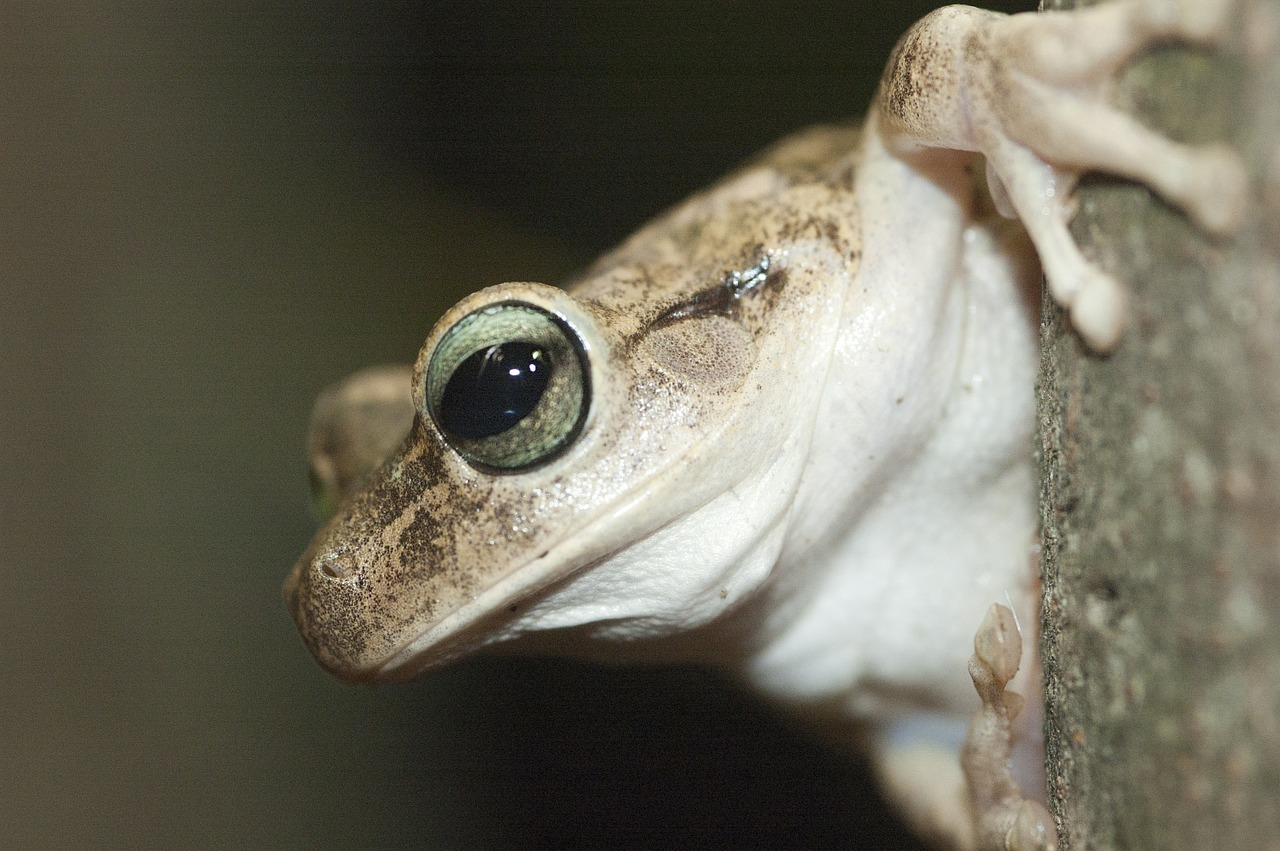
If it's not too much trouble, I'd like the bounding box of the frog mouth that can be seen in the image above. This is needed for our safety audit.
[285,432,720,684]
[365,480,680,682]
[367,438,804,683]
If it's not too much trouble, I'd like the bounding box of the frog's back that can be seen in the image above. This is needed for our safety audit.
[572,124,865,288]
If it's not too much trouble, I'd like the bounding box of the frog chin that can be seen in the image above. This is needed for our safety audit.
[496,478,794,650]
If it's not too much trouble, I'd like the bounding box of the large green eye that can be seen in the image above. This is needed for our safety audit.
[425,302,589,472]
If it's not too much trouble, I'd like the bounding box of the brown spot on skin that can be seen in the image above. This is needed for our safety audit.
[648,262,788,332]
[650,282,738,328]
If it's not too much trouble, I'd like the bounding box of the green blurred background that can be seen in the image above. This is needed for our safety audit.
[2,1,1029,847]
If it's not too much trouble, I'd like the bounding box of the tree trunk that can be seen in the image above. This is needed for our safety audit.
[1037,1,1280,848]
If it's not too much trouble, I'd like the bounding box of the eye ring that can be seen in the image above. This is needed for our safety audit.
[424,302,590,473]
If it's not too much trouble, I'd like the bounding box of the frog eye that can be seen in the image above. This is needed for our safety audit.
[425,302,589,472]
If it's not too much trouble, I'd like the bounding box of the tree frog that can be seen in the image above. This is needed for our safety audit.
[285,1,1245,847]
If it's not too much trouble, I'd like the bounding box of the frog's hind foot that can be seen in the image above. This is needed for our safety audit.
[961,604,1058,851]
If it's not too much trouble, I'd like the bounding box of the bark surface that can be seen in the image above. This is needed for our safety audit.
[1037,1,1280,848]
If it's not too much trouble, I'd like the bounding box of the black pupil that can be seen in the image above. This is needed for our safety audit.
[438,342,551,438]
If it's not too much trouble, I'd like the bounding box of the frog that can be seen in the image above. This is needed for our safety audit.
[284,1,1246,847]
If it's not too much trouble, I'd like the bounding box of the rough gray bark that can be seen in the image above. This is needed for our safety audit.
[1037,1,1280,848]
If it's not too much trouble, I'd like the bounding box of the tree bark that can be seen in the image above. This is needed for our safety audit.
[1037,1,1280,848]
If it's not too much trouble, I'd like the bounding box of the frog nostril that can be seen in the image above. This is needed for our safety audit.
[317,551,355,580]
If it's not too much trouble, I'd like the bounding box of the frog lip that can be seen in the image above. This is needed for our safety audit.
[282,471,629,683]
[366,513,630,683]
[367,455,732,682]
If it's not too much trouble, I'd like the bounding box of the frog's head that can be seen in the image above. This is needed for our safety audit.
[285,183,858,682]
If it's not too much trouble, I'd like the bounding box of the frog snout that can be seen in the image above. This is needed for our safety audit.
[282,539,391,682]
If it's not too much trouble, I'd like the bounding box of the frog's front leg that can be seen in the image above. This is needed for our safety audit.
[879,0,1247,351]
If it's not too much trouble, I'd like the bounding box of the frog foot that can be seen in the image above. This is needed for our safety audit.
[970,0,1248,351]
[960,604,1058,851]
[1142,0,1235,43]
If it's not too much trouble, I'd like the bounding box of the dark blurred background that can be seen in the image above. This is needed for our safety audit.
[1,1,1029,847]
